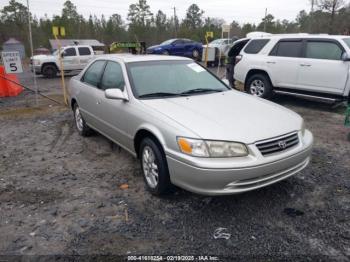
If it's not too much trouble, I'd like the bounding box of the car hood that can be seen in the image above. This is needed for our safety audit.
[141,91,302,144]
[31,54,55,60]
[147,44,164,50]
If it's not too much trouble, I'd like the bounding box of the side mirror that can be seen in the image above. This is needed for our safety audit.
[61,52,65,58]
[342,53,350,61]
[222,78,230,87]
[105,88,128,101]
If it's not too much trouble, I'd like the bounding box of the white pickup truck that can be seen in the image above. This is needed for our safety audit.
[30,45,95,78]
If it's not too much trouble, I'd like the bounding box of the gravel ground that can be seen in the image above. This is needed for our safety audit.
[0,68,349,261]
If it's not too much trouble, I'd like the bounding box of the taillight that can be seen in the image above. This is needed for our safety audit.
[235,55,242,65]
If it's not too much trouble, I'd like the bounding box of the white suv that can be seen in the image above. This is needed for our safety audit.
[234,34,350,102]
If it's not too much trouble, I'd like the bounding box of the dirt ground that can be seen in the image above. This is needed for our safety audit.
[0,69,349,261]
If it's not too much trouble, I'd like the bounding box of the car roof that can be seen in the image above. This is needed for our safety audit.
[95,54,193,63]
[255,34,350,40]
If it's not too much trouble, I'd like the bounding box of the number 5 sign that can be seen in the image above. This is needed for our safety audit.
[1,51,23,74]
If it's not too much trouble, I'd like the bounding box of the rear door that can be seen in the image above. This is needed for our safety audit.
[62,47,80,70]
[77,60,106,128]
[297,39,348,94]
[78,47,94,68]
[267,39,303,88]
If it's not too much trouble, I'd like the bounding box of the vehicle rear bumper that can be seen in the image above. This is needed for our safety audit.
[167,144,312,196]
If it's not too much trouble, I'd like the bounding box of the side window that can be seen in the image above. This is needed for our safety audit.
[78,47,91,56]
[64,47,77,57]
[173,40,183,45]
[244,39,270,54]
[306,41,343,60]
[270,40,302,58]
[82,60,106,87]
[100,62,125,91]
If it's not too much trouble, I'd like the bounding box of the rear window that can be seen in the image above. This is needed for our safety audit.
[270,40,302,58]
[244,39,270,54]
[78,47,91,56]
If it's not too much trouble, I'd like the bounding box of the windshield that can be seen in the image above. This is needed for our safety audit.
[161,39,176,45]
[127,61,229,98]
[344,38,350,49]
[210,39,224,45]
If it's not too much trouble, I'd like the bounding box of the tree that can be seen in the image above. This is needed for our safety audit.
[127,0,153,27]
[318,0,345,33]
[183,4,204,29]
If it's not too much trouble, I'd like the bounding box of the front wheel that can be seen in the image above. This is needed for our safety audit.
[140,138,172,195]
[192,49,200,60]
[246,74,273,99]
[42,64,57,78]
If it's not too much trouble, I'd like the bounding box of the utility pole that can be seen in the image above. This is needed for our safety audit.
[264,8,267,32]
[26,0,38,106]
[173,7,177,38]
[309,0,315,33]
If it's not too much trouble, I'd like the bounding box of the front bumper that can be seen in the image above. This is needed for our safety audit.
[30,64,41,74]
[166,130,313,196]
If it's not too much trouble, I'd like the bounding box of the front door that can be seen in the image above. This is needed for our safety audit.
[62,47,80,71]
[93,61,131,149]
[297,40,349,95]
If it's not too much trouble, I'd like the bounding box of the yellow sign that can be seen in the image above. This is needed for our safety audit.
[206,32,214,38]
[52,26,59,36]
[52,26,66,37]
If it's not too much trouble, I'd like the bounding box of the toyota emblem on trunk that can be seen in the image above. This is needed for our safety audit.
[278,140,287,149]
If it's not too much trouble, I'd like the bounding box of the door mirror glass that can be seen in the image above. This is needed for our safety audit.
[342,52,350,61]
[105,88,128,101]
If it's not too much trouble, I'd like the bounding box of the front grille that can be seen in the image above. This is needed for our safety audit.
[256,133,299,156]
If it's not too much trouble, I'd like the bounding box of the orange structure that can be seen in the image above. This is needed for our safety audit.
[0,66,23,97]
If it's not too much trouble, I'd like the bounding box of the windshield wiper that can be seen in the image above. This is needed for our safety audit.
[139,92,179,98]
[180,88,224,95]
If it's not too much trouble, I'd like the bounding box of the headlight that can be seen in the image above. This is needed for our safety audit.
[177,137,248,158]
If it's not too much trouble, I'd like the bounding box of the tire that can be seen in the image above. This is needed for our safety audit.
[139,137,172,195]
[192,49,200,60]
[73,103,92,136]
[42,64,57,78]
[246,73,273,99]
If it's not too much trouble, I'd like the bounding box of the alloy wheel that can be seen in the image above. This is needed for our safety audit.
[142,146,159,189]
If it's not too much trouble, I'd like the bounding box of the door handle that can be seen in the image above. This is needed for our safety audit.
[267,61,276,64]
[300,64,311,67]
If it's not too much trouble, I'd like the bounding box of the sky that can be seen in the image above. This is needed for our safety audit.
[0,0,311,25]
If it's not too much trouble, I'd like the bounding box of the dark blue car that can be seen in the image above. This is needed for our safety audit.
[147,38,203,60]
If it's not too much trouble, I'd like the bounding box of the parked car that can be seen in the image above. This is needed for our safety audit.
[30,45,95,78]
[69,54,313,196]
[234,34,350,102]
[207,38,235,56]
[146,39,203,60]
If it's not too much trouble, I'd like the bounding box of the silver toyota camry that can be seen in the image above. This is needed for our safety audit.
[69,54,313,196]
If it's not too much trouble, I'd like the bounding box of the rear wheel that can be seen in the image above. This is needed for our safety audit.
[140,137,172,195]
[246,74,273,99]
[73,103,92,136]
[42,64,57,78]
